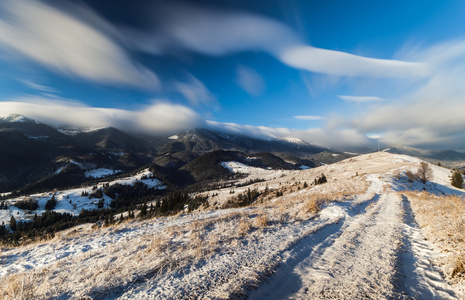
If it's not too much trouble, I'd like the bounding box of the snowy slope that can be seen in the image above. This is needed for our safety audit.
[1,152,464,299]
[0,169,164,226]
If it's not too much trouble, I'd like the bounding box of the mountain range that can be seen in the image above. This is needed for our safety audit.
[382,145,465,169]
[0,114,352,193]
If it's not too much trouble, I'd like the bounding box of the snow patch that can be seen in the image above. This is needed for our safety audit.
[0,114,40,124]
[110,169,165,189]
[281,137,307,144]
[85,168,122,178]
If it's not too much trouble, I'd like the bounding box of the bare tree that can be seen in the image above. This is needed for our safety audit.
[416,162,433,184]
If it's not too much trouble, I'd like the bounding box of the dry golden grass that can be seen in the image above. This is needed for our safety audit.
[406,191,465,283]
[0,270,52,300]
[237,216,252,236]
[304,197,323,215]
[253,213,268,228]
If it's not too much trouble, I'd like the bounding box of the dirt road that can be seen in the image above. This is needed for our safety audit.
[249,193,456,299]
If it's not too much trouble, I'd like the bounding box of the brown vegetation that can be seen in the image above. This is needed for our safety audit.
[407,192,465,283]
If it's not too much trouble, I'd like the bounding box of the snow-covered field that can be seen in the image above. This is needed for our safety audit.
[85,168,123,178]
[1,152,465,299]
[0,169,165,225]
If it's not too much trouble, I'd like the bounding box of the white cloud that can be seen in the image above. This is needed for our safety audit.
[293,115,323,120]
[0,0,158,89]
[129,2,427,79]
[130,3,300,57]
[279,46,428,78]
[0,96,371,149]
[173,74,216,107]
[235,65,266,96]
[137,101,206,133]
[338,95,385,103]
[0,97,204,135]
[19,79,59,94]
[337,39,465,149]
[206,120,369,149]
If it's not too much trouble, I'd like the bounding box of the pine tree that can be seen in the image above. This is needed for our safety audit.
[140,201,148,217]
[10,215,16,231]
[451,170,464,188]
[45,196,57,210]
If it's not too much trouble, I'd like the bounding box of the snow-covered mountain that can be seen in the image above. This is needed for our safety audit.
[0,115,336,194]
[0,114,41,124]
[384,144,465,169]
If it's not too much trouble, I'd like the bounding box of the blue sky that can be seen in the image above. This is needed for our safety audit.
[1,0,465,150]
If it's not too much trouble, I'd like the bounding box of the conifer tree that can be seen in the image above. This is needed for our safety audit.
[10,215,16,231]
[451,170,464,188]
[140,201,148,217]
[45,196,57,210]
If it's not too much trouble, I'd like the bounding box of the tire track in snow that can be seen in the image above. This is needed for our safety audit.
[248,194,381,300]
[249,193,404,299]
[247,222,344,300]
[289,192,404,299]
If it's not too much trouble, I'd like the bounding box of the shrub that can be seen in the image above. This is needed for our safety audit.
[314,173,327,185]
[304,198,322,214]
[254,214,268,228]
[405,170,418,182]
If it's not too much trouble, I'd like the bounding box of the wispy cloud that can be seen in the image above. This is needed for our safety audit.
[338,95,385,103]
[279,46,428,78]
[293,115,323,120]
[0,97,204,135]
[173,73,216,107]
[129,2,427,79]
[0,0,158,89]
[235,65,266,96]
[19,79,59,94]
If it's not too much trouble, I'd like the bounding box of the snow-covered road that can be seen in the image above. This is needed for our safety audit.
[249,192,456,299]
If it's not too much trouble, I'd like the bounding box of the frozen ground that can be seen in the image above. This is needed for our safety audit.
[1,152,465,299]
